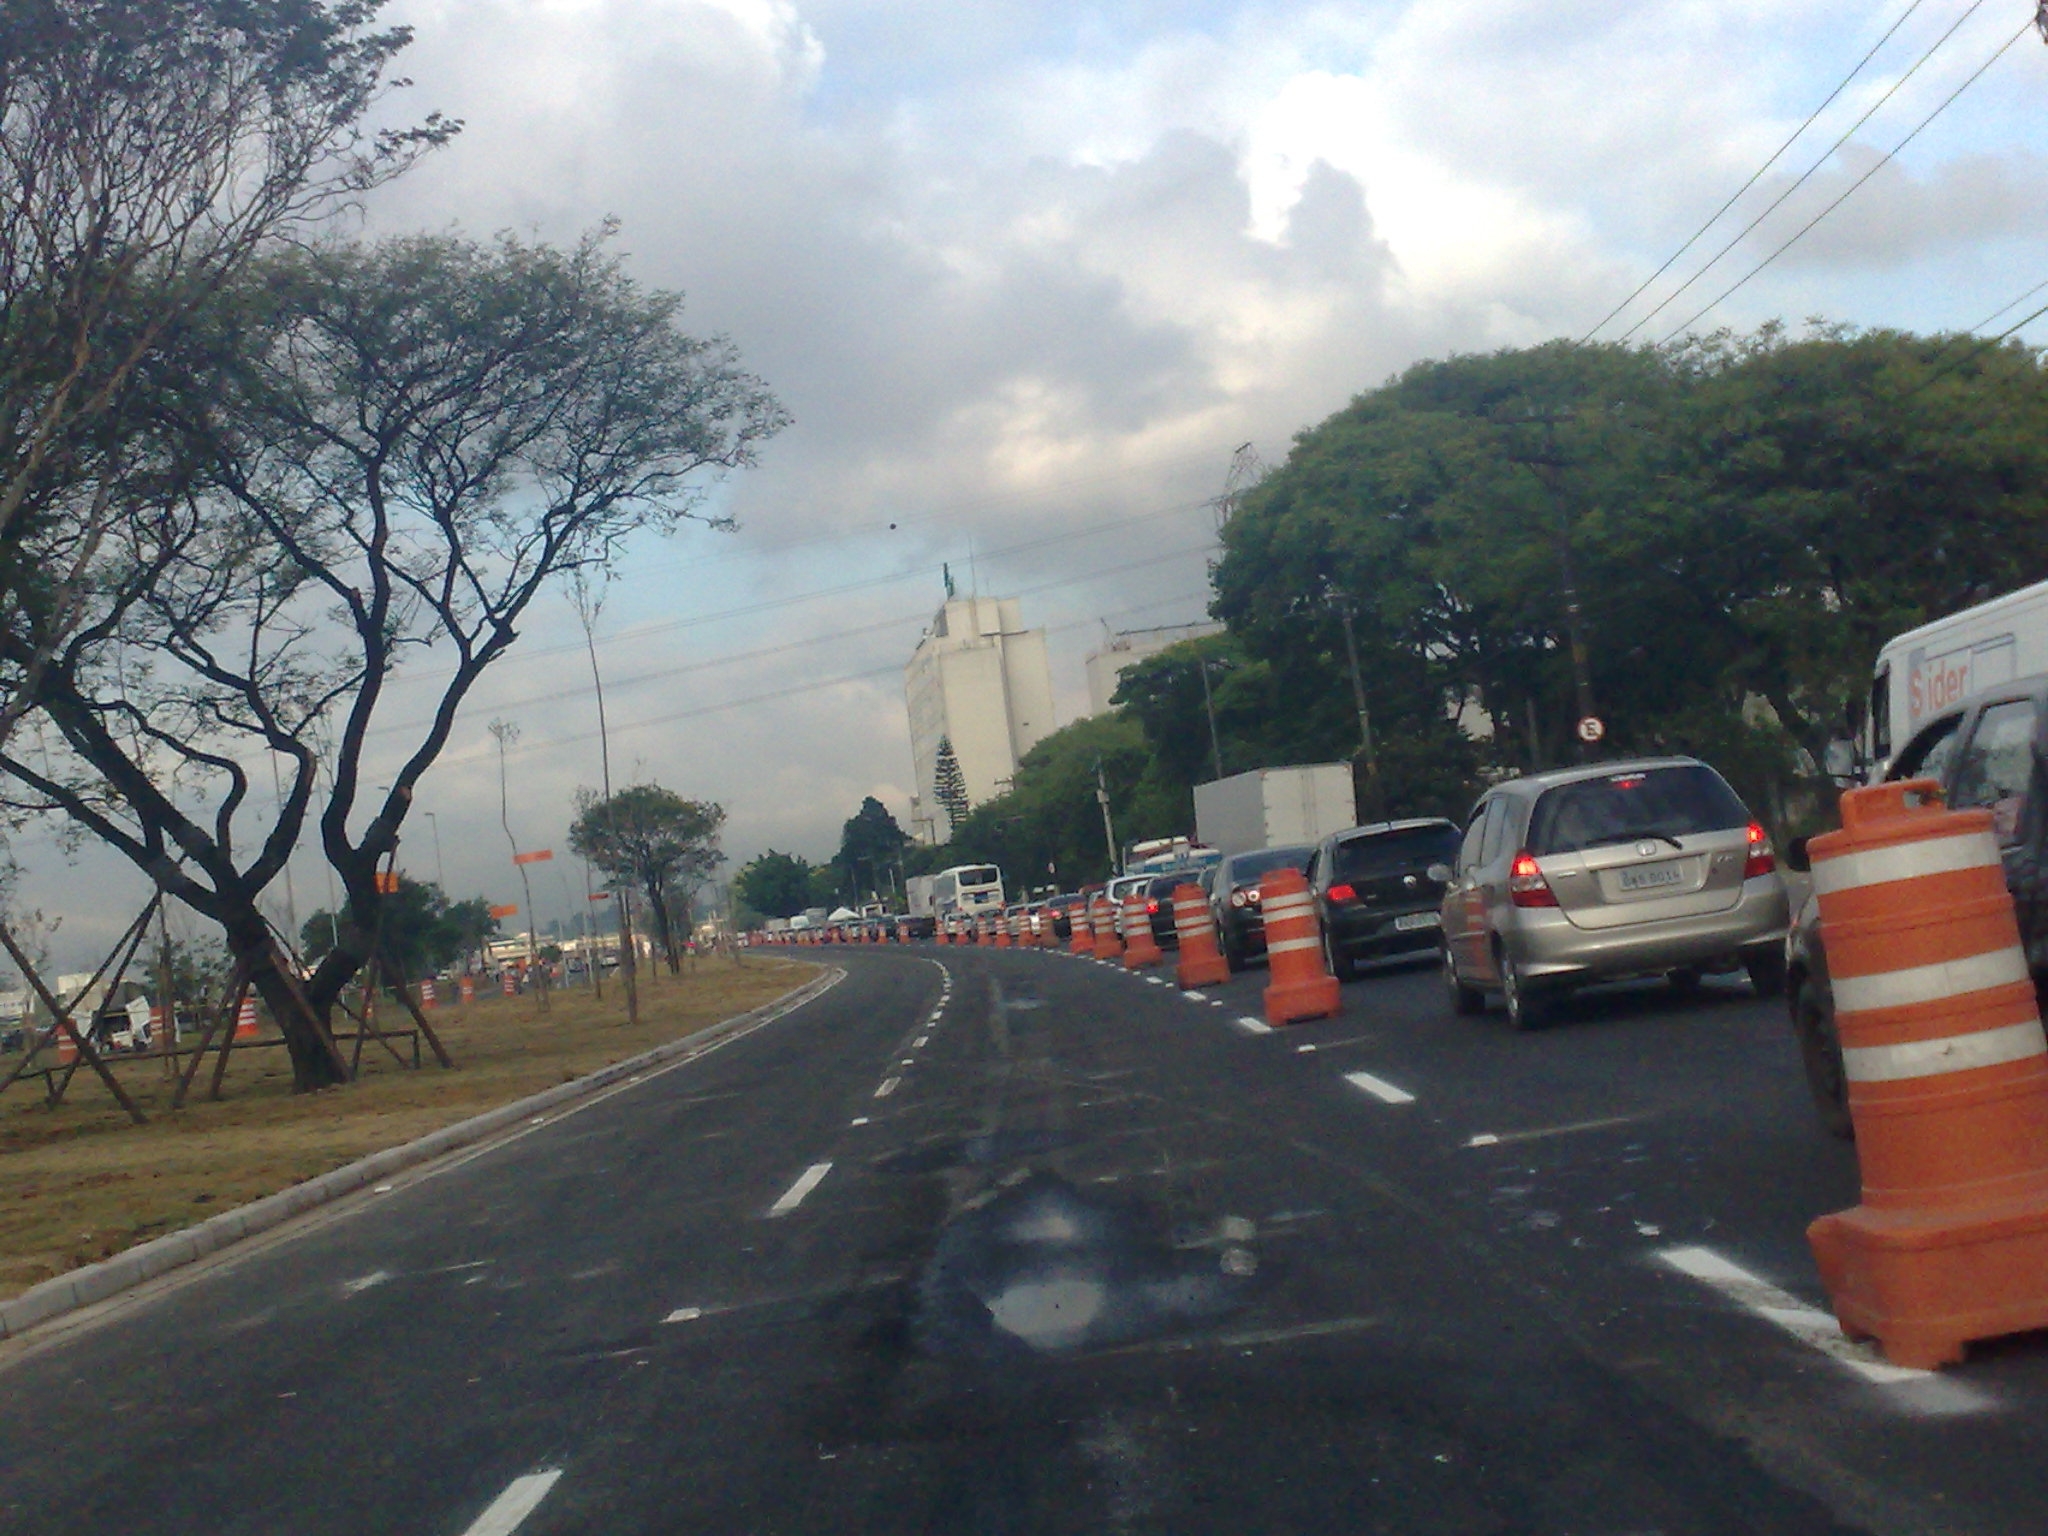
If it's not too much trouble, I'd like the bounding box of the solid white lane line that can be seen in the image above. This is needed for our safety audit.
[1658,1246,1945,1388]
[1233,1015,1273,1035]
[460,1470,563,1536]
[1182,990,1208,1002]
[663,1306,704,1324]
[768,1161,834,1217]
[1343,1071,1415,1105]
[875,1076,901,1098]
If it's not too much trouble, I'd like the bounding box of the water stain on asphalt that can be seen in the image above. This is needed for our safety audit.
[915,1172,1259,1360]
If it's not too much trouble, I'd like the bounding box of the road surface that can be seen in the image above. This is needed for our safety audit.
[3,944,2045,1534]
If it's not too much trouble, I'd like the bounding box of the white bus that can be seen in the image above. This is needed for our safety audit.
[929,863,1005,917]
[1867,577,2048,777]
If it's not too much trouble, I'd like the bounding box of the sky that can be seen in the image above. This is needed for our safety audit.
[20,0,2048,967]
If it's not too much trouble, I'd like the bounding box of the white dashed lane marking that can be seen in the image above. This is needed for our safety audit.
[1182,990,1208,1002]
[1658,1245,1991,1408]
[458,1470,563,1536]
[1342,1071,1415,1105]
[767,1161,835,1217]
[913,1034,929,1047]
[875,1076,901,1098]
[1233,1015,1273,1035]
[663,1306,704,1324]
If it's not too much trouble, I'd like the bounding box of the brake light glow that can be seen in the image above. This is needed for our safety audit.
[1743,821,1776,879]
[1327,882,1357,903]
[1509,850,1558,908]
[1146,898,1159,914]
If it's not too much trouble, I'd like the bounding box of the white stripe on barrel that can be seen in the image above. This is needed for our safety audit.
[1833,947,2030,1015]
[1843,1019,2048,1083]
[1267,936,1320,956]
[1813,829,2000,897]
[1262,895,1316,919]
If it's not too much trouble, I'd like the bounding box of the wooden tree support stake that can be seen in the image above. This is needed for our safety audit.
[0,914,147,1124]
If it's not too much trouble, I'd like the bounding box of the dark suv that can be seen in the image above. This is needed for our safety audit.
[1785,671,2048,1137]
[1308,820,1462,981]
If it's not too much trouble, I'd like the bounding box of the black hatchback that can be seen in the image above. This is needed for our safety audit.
[1308,819,1462,981]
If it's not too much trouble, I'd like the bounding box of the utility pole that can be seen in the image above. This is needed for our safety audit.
[1323,588,1382,818]
[1508,409,1599,761]
[489,719,546,1012]
[422,812,445,893]
[574,574,637,1024]
[1094,758,1119,877]
[1197,656,1225,782]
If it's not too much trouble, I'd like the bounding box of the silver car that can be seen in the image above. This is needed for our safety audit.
[1438,756,1790,1029]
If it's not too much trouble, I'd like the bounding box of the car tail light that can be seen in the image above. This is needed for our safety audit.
[1509,851,1558,908]
[1146,898,1159,914]
[1743,821,1776,879]
[1327,882,1357,903]
[1229,888,1249,908]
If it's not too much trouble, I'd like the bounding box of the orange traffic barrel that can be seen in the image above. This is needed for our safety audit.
[995,911,1012,949]
[937,917,951,945]
[1039,908,1061,950]
[1173,884,1228,988]
[460,975,476,1004]
[236,992,261,1038]
[420,977,437,1010]
[1069,903,1094,955]
[1091,895,1123,962]
[1260,867,1340,1026]
[1121,892,1163,969]
[1806,777,2048,1368]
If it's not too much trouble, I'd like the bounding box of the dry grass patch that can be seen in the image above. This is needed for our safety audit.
[0,957,819,1300]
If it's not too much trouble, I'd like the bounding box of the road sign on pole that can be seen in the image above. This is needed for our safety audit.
[1577,716,1605,745]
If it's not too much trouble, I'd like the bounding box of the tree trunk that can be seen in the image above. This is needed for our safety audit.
[222,909,348,1092]
[648,888,680,975]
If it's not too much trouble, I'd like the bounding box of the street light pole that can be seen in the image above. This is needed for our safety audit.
[1325,590,1381,818]
[423,811,445,893]
[1197,657,1225,781]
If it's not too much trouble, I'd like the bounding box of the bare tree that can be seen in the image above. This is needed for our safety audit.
[0,229,787,1089]
[0,0,454,756]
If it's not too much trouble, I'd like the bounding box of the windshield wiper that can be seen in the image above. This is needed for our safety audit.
[1581,830,1685,851]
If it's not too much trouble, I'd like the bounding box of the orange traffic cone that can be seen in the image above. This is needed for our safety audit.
[1807,778,2048,1368]
[1172,884,1229,988]
[1121,892,1163,970]
[236,993,260,1039]
[1091,895,1123,962]
[1260,867,1340,1026]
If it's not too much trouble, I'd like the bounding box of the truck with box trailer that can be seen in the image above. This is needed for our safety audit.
[1193,764,1358,857]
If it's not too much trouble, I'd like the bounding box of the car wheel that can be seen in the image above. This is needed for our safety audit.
[1792,974,1853,1140]
[1323,923,1359,983]
[1443,943,1485,1017]
[1666,967,1703,996]
[1746,947,1788,999]
[1222,929,1245,974]
[1499,951,1549,1032]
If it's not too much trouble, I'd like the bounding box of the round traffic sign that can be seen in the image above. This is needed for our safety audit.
[1577,715,1605,744]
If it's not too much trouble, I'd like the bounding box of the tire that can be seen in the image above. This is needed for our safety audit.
[1792,974,1854,1140]
[1666,967,1703,996]
[1222,929,1246,974]
[1746,947,1788,999]
[1323,923,1359,983]
[1499,951,1549,1032]
[1443,943,1485,1016]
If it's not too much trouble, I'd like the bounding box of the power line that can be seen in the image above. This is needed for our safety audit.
[1619,0,1996,343]
[1659,15,2033,342]
[437,589,1215,769]
[1580,0,1933,343]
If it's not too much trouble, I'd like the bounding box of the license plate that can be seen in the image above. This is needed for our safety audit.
[1394,911,1441,931]
[1618,863,1683,892]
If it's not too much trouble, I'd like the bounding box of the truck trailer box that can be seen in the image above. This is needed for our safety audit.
[1193,764,1358,857]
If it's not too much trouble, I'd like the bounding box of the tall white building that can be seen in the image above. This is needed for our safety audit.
[905,595,1056,839]
[1084,621,1223,716]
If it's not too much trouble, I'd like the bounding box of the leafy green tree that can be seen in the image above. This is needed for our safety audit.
[300,876,493,982]
[569,785,726,973]
[0,227,786,1090]
[832,796,907,902]
[733,850,815,919]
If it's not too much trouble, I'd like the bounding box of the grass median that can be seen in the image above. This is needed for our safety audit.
[0,955,819,1301]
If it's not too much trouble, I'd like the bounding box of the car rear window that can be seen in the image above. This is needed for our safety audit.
[1526,765,1749,855]
[1334,825,1460,881]
[1224,846,1312,884]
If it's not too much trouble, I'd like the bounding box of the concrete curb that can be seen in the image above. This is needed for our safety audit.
[0,964,844,1342]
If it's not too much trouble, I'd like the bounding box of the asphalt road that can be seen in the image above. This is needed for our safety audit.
[4,941,2048,1534]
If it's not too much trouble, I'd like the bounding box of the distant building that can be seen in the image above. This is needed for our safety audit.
[1084,621,1223,716]
[905,595,1056,839]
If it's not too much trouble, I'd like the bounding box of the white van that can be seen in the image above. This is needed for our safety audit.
[1867,577,2048,778]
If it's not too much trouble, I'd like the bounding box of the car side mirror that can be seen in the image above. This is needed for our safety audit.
[1426,863,1452,883]
[1783,835,1811,874]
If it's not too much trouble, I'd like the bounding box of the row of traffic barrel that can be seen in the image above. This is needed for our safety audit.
[752,869,1350,1031]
